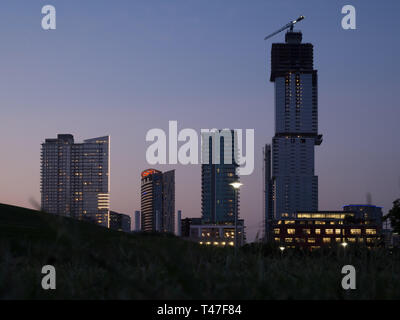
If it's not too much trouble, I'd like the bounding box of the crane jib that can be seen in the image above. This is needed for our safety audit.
[264,15,305,41]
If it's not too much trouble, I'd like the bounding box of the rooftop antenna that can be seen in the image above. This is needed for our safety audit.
[264,15,305,41]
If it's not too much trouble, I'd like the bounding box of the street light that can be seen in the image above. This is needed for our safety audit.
[230,182,243,252]
[279,246,285,258]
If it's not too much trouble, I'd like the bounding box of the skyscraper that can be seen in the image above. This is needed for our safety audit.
[140,169,175,233]
[267,30,322,219]
[41,134,110,227]
[201,129,239,224]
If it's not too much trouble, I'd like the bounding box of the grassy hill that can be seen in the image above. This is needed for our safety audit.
[0,203,399,299]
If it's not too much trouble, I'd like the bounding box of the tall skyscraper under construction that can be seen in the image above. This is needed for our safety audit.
[265,25,322,228]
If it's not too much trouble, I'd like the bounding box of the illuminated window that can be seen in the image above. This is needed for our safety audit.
[366,229,376,235]
[284,220,295,225]
[350,229,361,235]
[335,238,342,242]
[287,229,295,235]
[298,213,311,218]
[335,229,341,235]
[315,229,321,234]
[307,238,316,243]
[323,238,331,243]
[274,238,280,242]
[285,238,293,243]
[325,229,334,235]
[274,228,280,235]
[347,238,356,243]
[303,229,311,235]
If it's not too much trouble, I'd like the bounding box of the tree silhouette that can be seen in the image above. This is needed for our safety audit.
[384,199,400,234]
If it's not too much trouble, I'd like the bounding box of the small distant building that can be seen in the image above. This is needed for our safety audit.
[134,210,141,232]
[181,217,202,238]
[109,211,131,233]
[272,211,380,250]
[177,210,182,236]
[189,220,246,247]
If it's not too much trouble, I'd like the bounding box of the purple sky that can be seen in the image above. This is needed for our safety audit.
[0,0,399,241]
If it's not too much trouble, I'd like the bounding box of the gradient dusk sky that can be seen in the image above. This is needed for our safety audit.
[0,0,399,241]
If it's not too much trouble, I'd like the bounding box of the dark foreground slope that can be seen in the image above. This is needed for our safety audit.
[0,203,399,299]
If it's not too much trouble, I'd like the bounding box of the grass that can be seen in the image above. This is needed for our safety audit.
[0,203,399,299]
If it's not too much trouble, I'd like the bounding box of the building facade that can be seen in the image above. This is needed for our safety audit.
[189,221,246,247]
[343,205,383,230]
[272,211,381,249]
[140,169,175,233]
[263,144,274,239]
[266,31,322,220]
[134,210,141,232]
[41,134,110,227]
[109,211,131,233]
[181,217,202,238]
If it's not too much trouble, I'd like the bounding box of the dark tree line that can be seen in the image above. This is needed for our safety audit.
[384,199,400,234]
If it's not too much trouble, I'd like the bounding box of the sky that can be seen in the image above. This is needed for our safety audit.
[0,0,399,241]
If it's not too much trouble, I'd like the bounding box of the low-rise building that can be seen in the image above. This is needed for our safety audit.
[189,220,246,247]
[272,211,380,250]
[181,217,202,238]
[110,211,131,233]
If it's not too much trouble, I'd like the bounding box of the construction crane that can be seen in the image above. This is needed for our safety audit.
[264,16,305,41]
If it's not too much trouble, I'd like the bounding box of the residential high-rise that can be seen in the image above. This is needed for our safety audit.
[140,169,175,233]
[201,129,239,224]
[267,30,322,219]
[41,134,110,227]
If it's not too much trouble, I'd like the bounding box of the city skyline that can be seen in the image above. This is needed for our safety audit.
[1,1,400,242]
